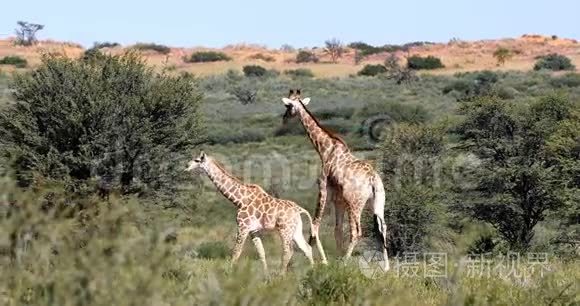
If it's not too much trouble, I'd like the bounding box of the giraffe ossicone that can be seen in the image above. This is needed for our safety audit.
[186,151,328,273]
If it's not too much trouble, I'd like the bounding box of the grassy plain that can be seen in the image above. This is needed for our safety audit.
[1,67,579,305]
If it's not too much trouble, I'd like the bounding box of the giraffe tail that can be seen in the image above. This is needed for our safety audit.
[299,208,328,265]
[371,173,390,271]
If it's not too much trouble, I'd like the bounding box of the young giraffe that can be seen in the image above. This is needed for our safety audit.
[186,151,328,273]
[281,89,389,271]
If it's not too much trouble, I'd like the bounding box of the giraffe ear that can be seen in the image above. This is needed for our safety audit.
[282,98,293,105]
[199,151,206,161]
[302,97,311,105]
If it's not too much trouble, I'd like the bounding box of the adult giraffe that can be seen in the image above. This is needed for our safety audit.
[281,89,389,270]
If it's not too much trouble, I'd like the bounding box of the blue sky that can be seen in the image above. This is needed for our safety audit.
[0,0,578,48]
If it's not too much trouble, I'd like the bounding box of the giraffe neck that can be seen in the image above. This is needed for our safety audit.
[202,159,248,208]
[295,102,346,162]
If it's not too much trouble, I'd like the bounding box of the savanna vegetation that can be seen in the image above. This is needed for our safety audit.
[131,42,171,54]
[534,54,576,71]
[296,50,319,63]
[407,55,445,70]
[0,56,27,68]
[186,51,232,63]
[0,50,578,305]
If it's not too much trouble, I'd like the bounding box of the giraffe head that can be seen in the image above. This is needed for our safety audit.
[282,89,310,123]
[186,151,208,172]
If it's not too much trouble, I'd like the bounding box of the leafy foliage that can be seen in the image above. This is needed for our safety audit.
[92,41,121,49]
[284,68,314,78]
[186,51,231,63]
[348,41,435,57]
[300,264,370,305]
[550,73,580,88]
[380,123,449,253]
[358,64,387,76]
[0,55,27,68]
[243,65,268,77]
[493,47,512,66]
[455,94,578,249]
[383,54,418,84]
[228,85,258,104]
[248,53,275,62]
[407,55,445,70]
[196,241,230,259]
[0,53,204,197]
[0,66,579,305]
[323,38,345,63]
[14,21,44,46]
[131,43,171,54]
[295,50,319,63]
[348,42,389,56]
[206,129,265,144]
[443,71,500,101]
[534,54,575,71]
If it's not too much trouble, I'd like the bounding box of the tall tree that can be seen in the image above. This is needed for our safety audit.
[455,94,578,249]
[323,38,345,63]
[14,21,44,46]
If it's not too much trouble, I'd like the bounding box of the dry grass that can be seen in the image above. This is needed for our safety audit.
[1,34,579,77]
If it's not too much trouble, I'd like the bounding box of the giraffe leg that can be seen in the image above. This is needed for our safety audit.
[373,214,390,272]
[334,198,346,256]
[231,228,249,265]
[292,216,314,266]
[310,175,329,245]
[280,229,295,274]
[344,205,364,259]
[250,232,268,273]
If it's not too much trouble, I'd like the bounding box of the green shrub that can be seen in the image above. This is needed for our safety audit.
[493,47,512,66]
[455,94,577,249]
[322,118,351,134]
[349,41,434,57]
[93,41,120,49]
[407,55,445,70]
[349,42,387,56]
[207,129,266,144]
[314,107,355,120]
[550,73,580,88]
[131,43,171,54]
[358,102,429,123]
[0,53,204,196]
[274,122,305,137]
[243,65,267,77]
[443,70,500,100]
[228,85,257,104]
[82,47,105,61]
[533,54,575,71]
[0,55,27,68]
[300,264,370,305]
[196,241,229,259]
[358,64,387,76]
[296,50,318,63]
[186,51,231,63]
[284,68,314,78]
[381,123,448,253]
[248,53,275,62]
[493,86,518,100]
